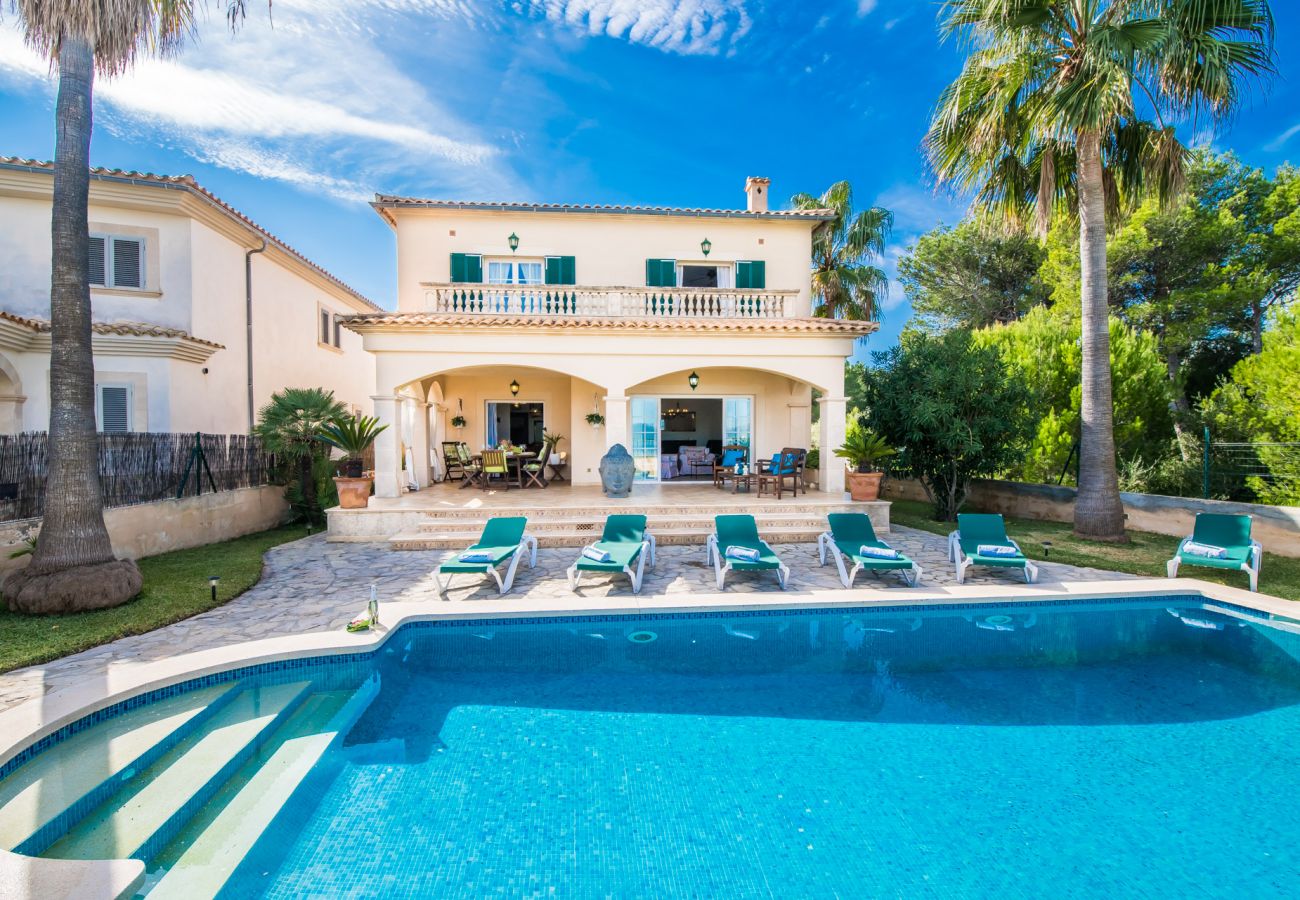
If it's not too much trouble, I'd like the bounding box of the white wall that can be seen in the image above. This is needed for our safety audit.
[0,181,376,435]
[389,208,818,315]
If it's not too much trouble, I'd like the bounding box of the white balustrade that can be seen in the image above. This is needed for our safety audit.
[422,283,793,320]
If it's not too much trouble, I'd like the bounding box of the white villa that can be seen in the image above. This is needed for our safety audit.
[348,177,874,499]
[0,158,378,435]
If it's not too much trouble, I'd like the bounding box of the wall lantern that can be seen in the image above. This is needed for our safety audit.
[510,379,521,397]
[700,237,712,257]
[688,371,700,391]
[508,232,520,253]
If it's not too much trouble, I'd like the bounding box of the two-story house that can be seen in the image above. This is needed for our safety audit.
[0,158,379,436]
[345,178,875,497]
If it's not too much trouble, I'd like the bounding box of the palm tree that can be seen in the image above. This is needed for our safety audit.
[256,388,348,526]
[925,0,1275,541]
[791,182,893,321]
[2,2,254,613]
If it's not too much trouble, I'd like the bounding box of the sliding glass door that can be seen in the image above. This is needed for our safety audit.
[723,397,753,451]
[630,397,660,481]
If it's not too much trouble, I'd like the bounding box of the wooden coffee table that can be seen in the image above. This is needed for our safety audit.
[730,472,781,497]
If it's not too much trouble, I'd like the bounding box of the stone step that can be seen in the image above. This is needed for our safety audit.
[44,681,311,863]
[0,683,240,855]
[400,501,859,521]
[390,524,829,551]
[413,512,837,534]
[149,676,380,899]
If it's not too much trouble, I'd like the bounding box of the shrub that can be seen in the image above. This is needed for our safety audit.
[865,330,1033,520]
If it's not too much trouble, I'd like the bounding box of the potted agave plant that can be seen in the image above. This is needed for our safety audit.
[320,413,389,509]
[834,419,896,502]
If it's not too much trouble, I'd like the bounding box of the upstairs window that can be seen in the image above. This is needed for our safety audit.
[96,384,132,433]
[487,260,543,285]
[319,307,340,348]
[89,234,145,289]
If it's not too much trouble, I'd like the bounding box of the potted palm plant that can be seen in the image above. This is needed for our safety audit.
[834,419,896,502]
[320,413,389,509]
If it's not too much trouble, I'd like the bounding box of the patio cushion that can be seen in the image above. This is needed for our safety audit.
[574,515,648,572]
[957,514,1028,567]
[827,513,914,571]
[720,449,744,467]
[438,517,527,573]
[715,515,781,570]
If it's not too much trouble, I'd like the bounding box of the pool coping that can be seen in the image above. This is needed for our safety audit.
[0,575,1293,898]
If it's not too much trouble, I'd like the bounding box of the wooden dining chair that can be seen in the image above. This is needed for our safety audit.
[456,443,483,488]
[523,438,554,488]
[480,448,510,491]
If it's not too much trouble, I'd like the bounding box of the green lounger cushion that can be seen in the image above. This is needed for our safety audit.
[439,516,527,572]
[1176,514,1254,569]
[827,513,914,571]
[957,513,1029,567]
[574,515,648,572]
[716,515,782,570]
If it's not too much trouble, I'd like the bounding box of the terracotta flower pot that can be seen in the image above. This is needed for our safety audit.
[334,476,373,509]
[846,470,883,502]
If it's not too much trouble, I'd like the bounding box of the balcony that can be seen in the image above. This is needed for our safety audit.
[421,283,798,320]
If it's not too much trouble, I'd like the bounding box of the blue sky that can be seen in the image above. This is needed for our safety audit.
[1,1,1296,359]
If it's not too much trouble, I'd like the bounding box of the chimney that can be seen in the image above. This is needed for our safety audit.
[745,176,770,212]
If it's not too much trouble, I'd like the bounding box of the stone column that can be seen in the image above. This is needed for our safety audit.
[410,399,433,489]
[818,396,848,496]
[604,394,630,451]
[372,394,403,498]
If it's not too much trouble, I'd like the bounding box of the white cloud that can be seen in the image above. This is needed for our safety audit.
[529,0,751,55]
[857,0,879,17]
[0,4,509,202]
[1265,122,1300,153]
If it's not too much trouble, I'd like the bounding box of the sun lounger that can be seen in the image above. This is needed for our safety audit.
[948,513,1037,584]
[435,516,537,597]
[566,514,656,594]
[706,514,789,590]
[818,512,921,587]
[1166,512,1262,591]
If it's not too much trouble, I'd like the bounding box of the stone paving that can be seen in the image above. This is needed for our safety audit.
[0,526,1132,713]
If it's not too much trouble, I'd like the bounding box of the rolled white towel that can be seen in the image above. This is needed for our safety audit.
[457,550,493,563]
[581,545,612,563]
[858,545,899,560]
[1182,541,1228,559]
[725,545,761,562]
[977,544,1019,558]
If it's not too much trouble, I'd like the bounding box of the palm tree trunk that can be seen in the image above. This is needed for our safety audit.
[2,34,142,613]
[1072,131,1127,541]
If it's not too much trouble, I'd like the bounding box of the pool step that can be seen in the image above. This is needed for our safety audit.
[148,676,380,899]
[43,681,311,863]
[0,682,239,855]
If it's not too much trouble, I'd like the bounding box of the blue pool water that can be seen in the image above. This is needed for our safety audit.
[6,598,1300,898]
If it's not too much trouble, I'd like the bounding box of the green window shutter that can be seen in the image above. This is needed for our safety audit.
[736,261,766,290]
[545,256,577,285]
[646,259,676,287]
[450,253,482,283]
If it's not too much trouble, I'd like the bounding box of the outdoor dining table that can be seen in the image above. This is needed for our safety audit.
[465,450,538,488]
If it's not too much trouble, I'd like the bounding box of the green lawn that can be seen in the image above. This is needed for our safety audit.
[0,524,311,674]
[890,499,1300,602]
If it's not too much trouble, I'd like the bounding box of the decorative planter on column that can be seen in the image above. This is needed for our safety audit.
[333,476,374,509]
[846,470,883,502]
[599,444,635,498]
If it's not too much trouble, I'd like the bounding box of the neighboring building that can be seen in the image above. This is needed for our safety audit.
[346,177,875,496]
[0,158,379,436]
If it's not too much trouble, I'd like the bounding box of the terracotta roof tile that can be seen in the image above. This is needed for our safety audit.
[372,195,837,221]
[338,312,876,336]
[0,157,382,311]
[0,311,225,348]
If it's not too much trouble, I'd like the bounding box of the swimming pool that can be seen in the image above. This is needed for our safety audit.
[3,596,1299,897]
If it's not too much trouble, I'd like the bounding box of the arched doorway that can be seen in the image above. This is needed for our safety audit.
[0,354,24,434]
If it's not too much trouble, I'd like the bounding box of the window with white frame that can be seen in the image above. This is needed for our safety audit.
[96,384,133,433]
[318,306,341,348]
[486,259,544,285]
[89,234,146,289]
